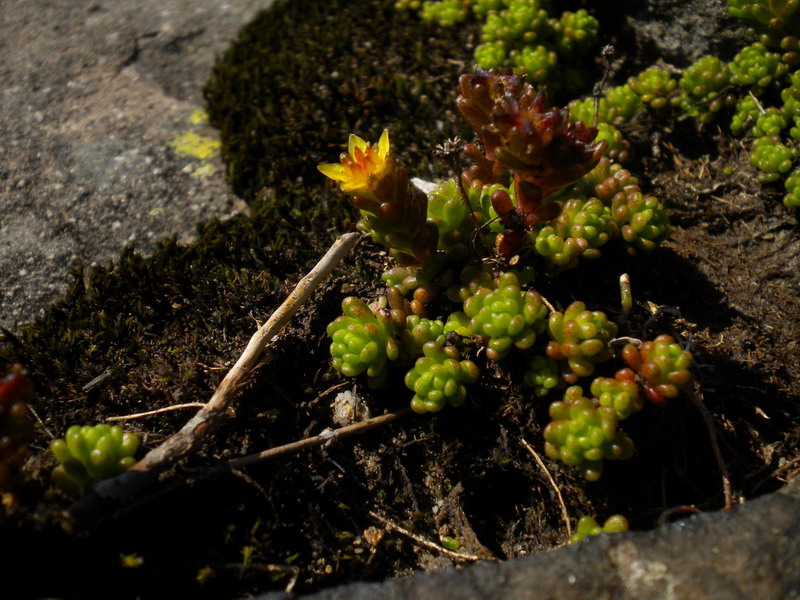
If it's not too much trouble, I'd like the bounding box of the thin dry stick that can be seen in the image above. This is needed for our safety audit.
[770,454,800,480]
[70,232,359,518]
[368,511,488,562]
[106,403,206,421]
[521,437,571,540]
[753,454,800,493]
[226,408,411,470]
[129,231,359,475]
[690,386,734,510]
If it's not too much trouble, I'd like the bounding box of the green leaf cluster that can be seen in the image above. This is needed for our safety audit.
[400,0,599,97]
[543,386,634,481]
[569,514,629,544]
[327,297,404,388]
[405,342,480,413]
[545,301,617,380]
[50,424,140,496]
[622,335,694,406]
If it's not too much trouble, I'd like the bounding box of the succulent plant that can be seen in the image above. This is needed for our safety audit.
[751,107,789,137]
[510,45,558,85]
[784,166,800,207]
[318,131,438,265]
[781,70,800,117]
[457,68,606,198]
[679,55,731,123]
[523,355,562,397]
[534,197,615,269]
[727,0,800,49]
[730,94,762,135]
[458,270,549,360]
[554,9,599,56]
[750,135,797,183]
[401,315,447,356]
[546,301,617,380]
[419,0,470,26]
[590,368,643,421]
[50,424,140,496]
[729,42,789,92]
[621,334,694,406]
[593,123,630,163]
[327,294,406,387]
[474,40,508,69]
[543,385,634,481]
[405,342,480,413]
[628,66,681,111]
[569,514,629,544]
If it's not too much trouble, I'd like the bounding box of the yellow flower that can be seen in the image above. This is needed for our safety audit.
[318,130,392,193]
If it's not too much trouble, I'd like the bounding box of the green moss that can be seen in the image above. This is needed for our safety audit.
[203,0,476,206]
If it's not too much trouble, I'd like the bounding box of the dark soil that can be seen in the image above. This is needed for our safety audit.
[1,1,799,599]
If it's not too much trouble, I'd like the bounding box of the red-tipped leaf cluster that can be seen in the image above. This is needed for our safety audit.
[457,68,607,256]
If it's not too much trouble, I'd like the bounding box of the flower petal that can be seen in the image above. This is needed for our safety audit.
[318,163,347,181]
[378,129,390,158]
[348,133,368,156]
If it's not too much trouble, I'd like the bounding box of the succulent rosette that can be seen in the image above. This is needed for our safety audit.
[546,301,617,380]
[51,424,140,496]
[590,368,643,420]
[327,296,404,388]
[405,342,480,413]
[524,355,562,397]
[544,386,634,481]
[621,334,694,406]
[457,270,549,360]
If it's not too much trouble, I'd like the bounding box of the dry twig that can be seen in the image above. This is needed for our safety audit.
[69,232,360,524]
[690,385,734,509]
[225,408,412,470]
[106,403,206,421]
[368,511,489,562]
[521,437,571,540]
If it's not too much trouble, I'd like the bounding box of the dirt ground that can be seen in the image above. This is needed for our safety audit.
[1,1,799,599]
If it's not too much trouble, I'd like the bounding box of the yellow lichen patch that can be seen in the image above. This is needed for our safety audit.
[170,132,220,161]
[189,108,210,125]
[168,127,221,178]
[193,163,220,179]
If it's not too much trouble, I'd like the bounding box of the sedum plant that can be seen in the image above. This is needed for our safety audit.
[405,342,480,413]
[546,301,617,381]
[621,335,694,406]
[543,385,634,481]
[50,424,140,496]
[564,0,800,210]
[569,514,629,544]
[320,68,690,480]
[397,0,599,97]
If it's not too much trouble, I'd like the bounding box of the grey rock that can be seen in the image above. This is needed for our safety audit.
[258,479,800,600]
[625,0,748,65]
[0,0,277,329]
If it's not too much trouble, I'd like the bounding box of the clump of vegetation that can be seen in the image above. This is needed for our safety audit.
[204,0,476,205]
[396,0,600,98]
[50,424,140,496]
[1,1,797,597]
[564,0,800,210]
[320,68,693,481]
[568,514,629,544]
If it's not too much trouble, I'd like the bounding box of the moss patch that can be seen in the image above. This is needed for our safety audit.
[203,0,478,205]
